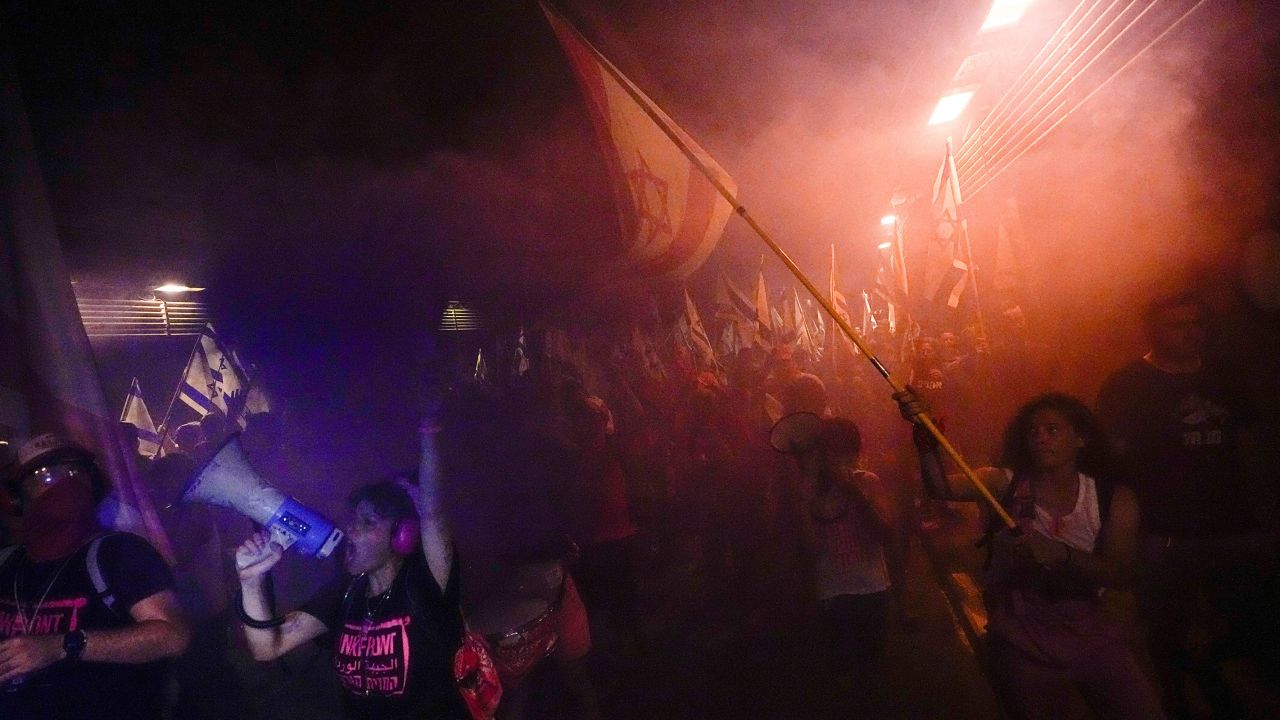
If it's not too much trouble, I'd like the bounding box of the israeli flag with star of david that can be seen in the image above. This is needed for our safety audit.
[120,378,161,458]
[178,324,247,423]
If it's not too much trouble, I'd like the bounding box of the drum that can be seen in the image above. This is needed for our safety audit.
[469,561,567,681]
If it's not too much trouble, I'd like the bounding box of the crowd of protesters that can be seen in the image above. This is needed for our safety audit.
[2,287,1277,719]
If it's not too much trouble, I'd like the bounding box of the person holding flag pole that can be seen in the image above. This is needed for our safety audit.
[894,390,1166,719]
[540,0,1015,531]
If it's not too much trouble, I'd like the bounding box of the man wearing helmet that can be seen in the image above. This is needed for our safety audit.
[0,433,191,720]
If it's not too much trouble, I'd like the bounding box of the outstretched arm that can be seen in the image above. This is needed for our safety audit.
[894,388,1008,502]
[416,425,455,591]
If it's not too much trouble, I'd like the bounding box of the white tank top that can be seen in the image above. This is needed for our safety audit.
[810,470,891,599]
[1009,471,1103,552]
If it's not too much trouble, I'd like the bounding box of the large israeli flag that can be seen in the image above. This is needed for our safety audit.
[178,325,246,421]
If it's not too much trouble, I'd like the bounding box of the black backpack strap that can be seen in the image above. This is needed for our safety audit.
[86,532,124,614]
[1097,478,1115,522]
[1090,476,1116,547]
[975,471,1024,568]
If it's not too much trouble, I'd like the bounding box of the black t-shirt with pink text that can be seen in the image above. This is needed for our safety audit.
[0,532,175,720]
[302,554,467,720]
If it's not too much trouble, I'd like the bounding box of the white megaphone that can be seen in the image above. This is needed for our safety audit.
[184,435,344,565]
[769,411,824,455]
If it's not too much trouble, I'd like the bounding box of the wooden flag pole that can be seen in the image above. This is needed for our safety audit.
[827,244,839,381]
[154,333,201,456]
[728,202,1014,529]
[543,2,1014,529]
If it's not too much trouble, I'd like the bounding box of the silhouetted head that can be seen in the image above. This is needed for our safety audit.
[1143,291,1207,363]
[818,417,862,467]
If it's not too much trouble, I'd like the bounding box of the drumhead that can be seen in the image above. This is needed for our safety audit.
[511,561,564,600]
[469,597,551,637]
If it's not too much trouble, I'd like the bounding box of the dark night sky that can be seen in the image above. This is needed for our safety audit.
[6,0,1278,488]
[9,1,989,314]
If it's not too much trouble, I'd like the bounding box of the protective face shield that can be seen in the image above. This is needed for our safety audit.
[12,461,101,561]
[5,434,107,517]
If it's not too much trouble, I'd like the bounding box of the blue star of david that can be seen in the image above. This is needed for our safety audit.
[208,359,227,399]
[626,153,672,243]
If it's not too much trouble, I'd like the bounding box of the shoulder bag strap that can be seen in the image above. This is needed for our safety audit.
[86,532,123,613]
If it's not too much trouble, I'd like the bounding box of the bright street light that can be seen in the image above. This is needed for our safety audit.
[980,0,1036,32]
[153,284,206,293]
[928,89,976,125]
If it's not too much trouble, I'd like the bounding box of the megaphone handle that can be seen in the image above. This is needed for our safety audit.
[268,525,300,551]
[234,526,299,570]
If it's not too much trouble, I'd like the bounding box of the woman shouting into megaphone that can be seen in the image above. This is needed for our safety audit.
[235,404,484,720]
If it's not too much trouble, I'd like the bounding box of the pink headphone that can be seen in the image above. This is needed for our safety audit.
[391,517,421,556]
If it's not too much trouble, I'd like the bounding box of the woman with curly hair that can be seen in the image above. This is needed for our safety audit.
[896,391,1165,720]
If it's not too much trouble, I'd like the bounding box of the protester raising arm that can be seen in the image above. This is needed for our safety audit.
[414,421,455,592]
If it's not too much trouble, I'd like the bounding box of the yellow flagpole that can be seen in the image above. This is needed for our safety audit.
[541,1,1015,528]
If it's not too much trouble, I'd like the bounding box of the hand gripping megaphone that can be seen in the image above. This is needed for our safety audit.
[183,435,344,564]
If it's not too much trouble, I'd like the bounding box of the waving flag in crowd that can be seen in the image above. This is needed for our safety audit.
[753,270,773,345]
[683,289,717,368]
[792,288,815,358]
[714,271,755,321]
[541,1,737,281]
[0,40,172,560]
[513,325,531,377]
[631,325,667,381]
[826,246,856,361]
[808,298,825,357]
[716,272,764,347]
[120,378,161,458]
[178,324,247,421]
[928,140,970,309]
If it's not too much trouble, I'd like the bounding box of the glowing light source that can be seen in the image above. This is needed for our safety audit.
[880,215,896,226]
[153,283,205,293]
[78,296,211,337]
[980,0,1036,32]
[439,300,481,331]
[877,242,892,250]
[928,89,976,125]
